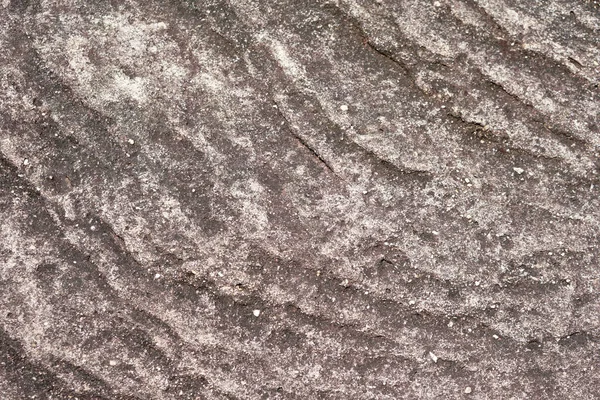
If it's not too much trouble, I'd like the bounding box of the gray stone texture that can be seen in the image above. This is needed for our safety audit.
[0,0,599,398]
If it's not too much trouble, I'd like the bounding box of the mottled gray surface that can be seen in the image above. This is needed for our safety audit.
[1,0,599,398]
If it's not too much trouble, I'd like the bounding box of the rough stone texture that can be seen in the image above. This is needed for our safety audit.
[0,0,599,398]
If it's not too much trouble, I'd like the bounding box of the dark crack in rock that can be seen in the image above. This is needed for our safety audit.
[1,0,599,399]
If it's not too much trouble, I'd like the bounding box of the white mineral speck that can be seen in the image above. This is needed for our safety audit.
[429,351,438,363]
[128,139,135,145]
[109,360,118,366]
[253,309,261,317]
[23,159,29,166]
[340,104,348,111]
[513,167,524,175]
[465,386,472,394]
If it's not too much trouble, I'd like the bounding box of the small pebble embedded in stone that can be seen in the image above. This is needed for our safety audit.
[465,386,472,394]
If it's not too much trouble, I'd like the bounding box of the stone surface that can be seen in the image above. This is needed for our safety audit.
[0,0,599,399]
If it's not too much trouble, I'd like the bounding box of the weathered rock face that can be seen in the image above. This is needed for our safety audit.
[0,0,599,398]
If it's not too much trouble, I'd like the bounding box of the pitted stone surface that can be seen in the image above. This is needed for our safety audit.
[0,0,599,399]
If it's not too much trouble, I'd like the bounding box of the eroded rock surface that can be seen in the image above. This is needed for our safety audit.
[1,0,599,398]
